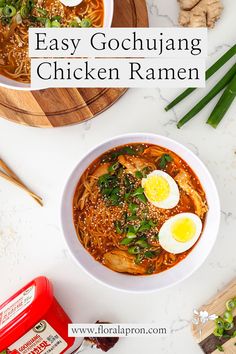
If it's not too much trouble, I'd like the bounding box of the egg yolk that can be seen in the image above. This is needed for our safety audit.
[171,218,196,243]
[143,175,170,202]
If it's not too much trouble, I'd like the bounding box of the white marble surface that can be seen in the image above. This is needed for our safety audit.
[0,1,235,353]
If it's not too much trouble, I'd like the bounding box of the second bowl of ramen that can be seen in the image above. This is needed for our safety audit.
[61,133,220,292]
[0,0,113,90]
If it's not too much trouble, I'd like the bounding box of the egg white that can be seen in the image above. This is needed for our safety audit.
[159,213,202,254]
[142,170,180,209]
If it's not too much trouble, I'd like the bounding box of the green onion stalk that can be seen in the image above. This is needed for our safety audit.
[177,63,236,129]
[207,73,236,128]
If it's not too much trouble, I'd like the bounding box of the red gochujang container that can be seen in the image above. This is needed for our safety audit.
[0,276,75,354]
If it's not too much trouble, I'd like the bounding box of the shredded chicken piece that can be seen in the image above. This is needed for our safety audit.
[103,250,146,275]
[118,155,155,175]
[178,0,223,28]
[175,170,208,218]
[92,163,110,179]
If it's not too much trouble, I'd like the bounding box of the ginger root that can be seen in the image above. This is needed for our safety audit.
[178,0,223,28]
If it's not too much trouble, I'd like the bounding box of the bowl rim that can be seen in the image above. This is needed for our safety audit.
[61,133,221,293]
[0,0,114,91]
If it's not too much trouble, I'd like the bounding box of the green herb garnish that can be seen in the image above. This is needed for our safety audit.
[159,154,173,169]
[135,170,143,179]
[132,187,147,204]
[137,194,147,204]
[128,203,138,215]
[132,187,144,196]
[139,220,156,232]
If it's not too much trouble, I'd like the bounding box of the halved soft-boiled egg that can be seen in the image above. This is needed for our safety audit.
[159,213,202,254]
[141,170,180,209]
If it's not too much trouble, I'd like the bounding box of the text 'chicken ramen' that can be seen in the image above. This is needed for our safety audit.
[73,144,208,276]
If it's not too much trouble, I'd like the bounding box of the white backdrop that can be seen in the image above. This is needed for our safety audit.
[0,1,235,353]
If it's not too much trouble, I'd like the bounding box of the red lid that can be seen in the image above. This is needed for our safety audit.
[0,276,54,351]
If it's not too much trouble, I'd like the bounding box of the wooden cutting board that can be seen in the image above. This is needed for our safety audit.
[0,0,148,128]
[192,279,236,354]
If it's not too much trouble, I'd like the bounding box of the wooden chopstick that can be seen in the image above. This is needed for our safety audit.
[0,159,43,206]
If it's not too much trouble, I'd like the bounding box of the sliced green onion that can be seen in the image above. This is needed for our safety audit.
[36,7,47,16]
[120,237,134,245]
[44,18,51,27]
[224,321,234,331]
[213,327,224,337]
[225,299,236,312]
[126,232,137,239]
[207,73,236,128]
[80,18,92,27]
[177,63,236,128]
[135,238,150,248]
[223,310,233,324]
[165,44,236,111]
[127,225,138,235]
[1,16,11,24]
[3,5,16,17]
[139,220,152,232]
[69,20,79,27]
[20,5,29,18]
[215,318,225,329]
[128,245,140,255]
[51,20,60,27]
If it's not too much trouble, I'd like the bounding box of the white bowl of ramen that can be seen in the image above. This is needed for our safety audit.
[61,133,220,293]
[0,0,114,91]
